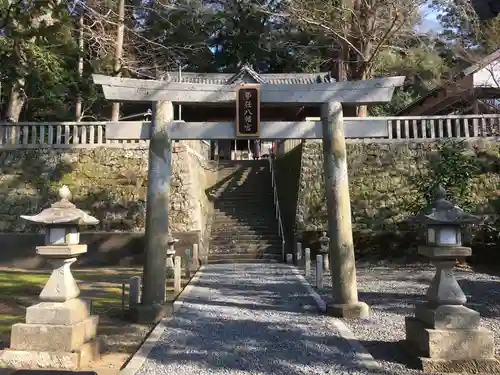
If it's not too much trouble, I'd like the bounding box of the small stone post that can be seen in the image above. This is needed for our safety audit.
[286,253,293,264]
[296,242,302,265]
[304,248,311,277]
[135,101,174,323]
[174,256,182,294]
[0,186,100,370]
[319,232,330,273]
[316,255,323,288]
[192,243,199,269]
[405,185,500,373]
[129,276,141,306]
[185,248,192,278]
[321,101,369,319]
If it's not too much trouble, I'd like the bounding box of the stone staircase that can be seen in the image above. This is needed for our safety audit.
[208,160,283,263]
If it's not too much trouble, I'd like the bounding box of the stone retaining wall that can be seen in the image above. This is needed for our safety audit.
[0,142,216,267]
[278,139,500,262]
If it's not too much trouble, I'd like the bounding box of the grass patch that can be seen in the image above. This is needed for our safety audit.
[0,272,47,297]
[0,269,192,334]
[0,315,21,333]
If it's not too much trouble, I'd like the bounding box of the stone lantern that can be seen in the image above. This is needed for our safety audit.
[0,185,100,370]
[166,234,179,277]
[319,231,330,272]
[405,185,500,373]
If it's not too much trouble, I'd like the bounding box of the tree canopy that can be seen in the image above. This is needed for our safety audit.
[0,0,497,120]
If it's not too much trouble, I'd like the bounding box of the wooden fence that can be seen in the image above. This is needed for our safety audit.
[0,115,499,149]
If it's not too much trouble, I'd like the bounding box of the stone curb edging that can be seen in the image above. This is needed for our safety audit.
[288,265,327,312]
[287,264,382,371]
[119,266,206,375]
[173,265,206,313]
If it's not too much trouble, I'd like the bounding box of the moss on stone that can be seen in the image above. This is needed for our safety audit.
[294,140,500,262]
[0,144,213,235]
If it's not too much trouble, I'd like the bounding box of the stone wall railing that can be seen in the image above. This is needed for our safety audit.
[302,114,500,142]
[386,114,500,140]
[2,115,500,150]
[0,121,211,153]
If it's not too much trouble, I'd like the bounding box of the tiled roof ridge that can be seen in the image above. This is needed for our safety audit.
[159,67,335,84]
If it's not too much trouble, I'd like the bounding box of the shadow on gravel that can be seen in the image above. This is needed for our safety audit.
[179,299,313,313]
[355,279,500,323]
[458,279,500,319]
[146,263,409,375]
[357,292,425,316]
[148,308,404,375]
[355,339,421,370]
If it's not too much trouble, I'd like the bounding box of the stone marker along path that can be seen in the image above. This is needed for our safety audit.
[132,263,380,375]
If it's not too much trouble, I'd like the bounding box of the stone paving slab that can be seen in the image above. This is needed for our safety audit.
[131,263,384,375]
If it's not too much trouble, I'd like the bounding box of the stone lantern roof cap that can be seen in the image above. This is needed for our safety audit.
[167,234,179,245]
[319,231,329,243]
[418,185,482,225]
[20,185,99,226]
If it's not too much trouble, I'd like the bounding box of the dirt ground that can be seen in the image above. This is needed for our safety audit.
[0,267,192,375]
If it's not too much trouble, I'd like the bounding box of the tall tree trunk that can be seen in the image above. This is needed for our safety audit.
[5,3,59,122]
[5,39,27,122]
[75,9,84,122]
[111,0,125,121]
[5,79,25,122]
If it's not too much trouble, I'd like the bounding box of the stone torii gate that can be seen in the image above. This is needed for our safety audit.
[93,73,405,322]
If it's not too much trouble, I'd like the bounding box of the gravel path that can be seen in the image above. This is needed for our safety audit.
[300,260,500,375]
[135,263,385,375]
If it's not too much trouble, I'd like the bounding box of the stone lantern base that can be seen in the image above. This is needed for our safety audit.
[0,246,100,370]
[405,314,500,373]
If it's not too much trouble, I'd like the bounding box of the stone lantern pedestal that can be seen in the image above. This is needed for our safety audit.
[405,186,500,373]
[166,235,179,278]
[0,186,100,370]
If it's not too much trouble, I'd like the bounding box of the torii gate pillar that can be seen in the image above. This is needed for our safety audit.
[322,102,369,318]
[130,101,174,323]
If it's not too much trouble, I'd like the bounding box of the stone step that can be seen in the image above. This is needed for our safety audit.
[213,194,273,199]
[210,231,279,238]
[208,253,282,264]
[213,188,272,194]
[212,213,276,219]
[213,198,274,203]
[214,199,274,205]
[210,225,279,234]
[213,209,273,215]
[211,219,277,227]
[212,215,275,219]
[210,244,283,253]
[210,234,280,241]
[213,180,271,185]
[216,170,270,175]
[217,168,270,173]
[215,179,271,185]
[213,207,274,213]
[213,197,273,203]
[212,211,276,218]
[216,174,270,178]
[211,216,278,222]
[210,238,282,245]
[214,187,271,193]
[219,160,269,171]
